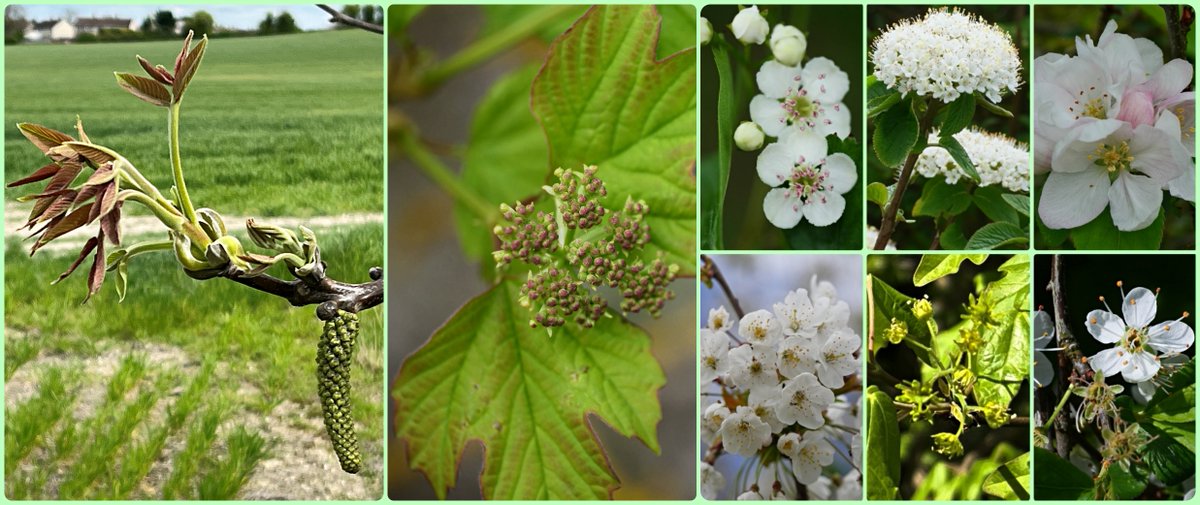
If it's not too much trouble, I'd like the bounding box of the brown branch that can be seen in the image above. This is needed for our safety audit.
[701,254,745,319]
[316,4,383,34]
[1162,5,1192,64]
[874,102,940,250]
[197,262,383,319]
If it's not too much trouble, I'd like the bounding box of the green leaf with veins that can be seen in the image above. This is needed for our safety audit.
[972,311,1028,411]
[392,280,663,499]
[982,450,1029,500]
[913,254,987,286]
[532,5,696,274]
[1032,448,1093,499]
[869,275,936,365]
[455,65,548,269]
[866,386,899,500]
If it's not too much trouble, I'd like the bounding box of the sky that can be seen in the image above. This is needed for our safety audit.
[11,4,352,31]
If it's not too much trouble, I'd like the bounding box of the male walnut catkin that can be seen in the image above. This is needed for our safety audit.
[317,309,361,473]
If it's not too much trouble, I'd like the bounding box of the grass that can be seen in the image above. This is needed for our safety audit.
[5,30,382,216]
[5,225,384,499]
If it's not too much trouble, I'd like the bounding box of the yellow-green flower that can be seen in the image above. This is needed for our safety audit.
[884,318,908,344]
[932,432,963,458]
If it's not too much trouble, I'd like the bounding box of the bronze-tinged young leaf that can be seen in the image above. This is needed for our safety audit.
[74,116,91,143]
[85,233,107,302]
[100,202,122,245]
[53,236,99,285]
[63,142,120,166]
[174,30,194,76]
[114,72,172,107]
[31,203,94,255]
[17,123,75,154]
[83,162,115,186]
[137,55,173,85]
[7,163,60,188]
[394,280,664,499]
[88,183,118,223]
[31,189,79,229]
[173,35,207,103]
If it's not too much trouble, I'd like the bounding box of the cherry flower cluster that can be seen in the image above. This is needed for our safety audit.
[700,278,861,500]
[706,5,858,230]
[915,128,1031,192]
[1035,21,1194,232]
[493,166,678,329]
[871,8,1021,104]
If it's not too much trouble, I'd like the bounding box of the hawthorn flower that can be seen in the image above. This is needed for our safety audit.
[700,17,713,45]
[776,372,834,429]
[734,121,765,151]
[756,129,857,228]
[749,58,851,139]
[1086,284,1194,383]
[731,6,769,45]
[728,343,780,393]
[1040,120,1189,231]
[719,406,772,456]
[871,8,1021,103]
[814,328,861,388]
[769,24,806,67]
[1033,310,1062,388]
[701,462,724,499]
[778,431,834,485]
[739,309,783,347]
[701,329,730,383]
[915,128,1030,192]
[708,305,733,333]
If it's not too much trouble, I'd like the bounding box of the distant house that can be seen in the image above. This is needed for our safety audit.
[23,17,136,42]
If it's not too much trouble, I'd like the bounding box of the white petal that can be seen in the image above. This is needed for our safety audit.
[822,153,857,195]
[1147,59,1194,101]
[1129,123,1188,183]
[801,191,845,227]
[1033,310,1056,346]
[1085,309,1125,344]
[1088,347,1124,377]
[801,57,849,103]
[763,187,804,229]
[817,101,852,140]
[1121,351,1160,383]
[1121,287,1157,329]
[757,60,803,100]
[756,141,794,186]
[1034,350,1054,388]
[782,128,829,163]
[1147,320,1195,354]
[1037,169,1110,229]
[1051,119,1126,173]
[750,94,789,137]
[1108,173,1163,232]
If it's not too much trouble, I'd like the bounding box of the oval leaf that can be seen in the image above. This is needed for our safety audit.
[866,386,900,500]
[966,222,1027,250]
[872,95,918,168]
[114,72,171,107]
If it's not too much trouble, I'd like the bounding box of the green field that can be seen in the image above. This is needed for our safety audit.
[5,30,383,216]
[5,30,384,500]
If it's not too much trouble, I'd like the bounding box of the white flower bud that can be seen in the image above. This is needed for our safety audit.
[769,24,806,66]
[734,121,765,151]
[731,6,768,45]
[700,17,713,45]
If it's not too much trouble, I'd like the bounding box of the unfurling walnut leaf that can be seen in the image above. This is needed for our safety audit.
[393,280,664,499]
[114,72,171,107]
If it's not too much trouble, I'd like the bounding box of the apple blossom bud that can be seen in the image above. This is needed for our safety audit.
[734,121,765,151]
[1117,88,1155,128]
[769,24,806,66]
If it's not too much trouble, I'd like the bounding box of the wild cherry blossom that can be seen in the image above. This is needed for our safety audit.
[1086,284,1194,383]
[776,372,835,429]
[756,129,857,229]
[728,342,780,393]
[814,328,861,388]
[778,431,834,485]
[701,328,730,383]
[709,305,734,333]
[739,309,783,347]
[701,462,724,500]
[719,406,772,456]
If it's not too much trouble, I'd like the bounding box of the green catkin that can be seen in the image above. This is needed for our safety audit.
[316,309,361,474]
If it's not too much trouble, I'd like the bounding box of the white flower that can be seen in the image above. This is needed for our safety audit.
[701,462,724,499]
[702,402,731,443]
[701,329,731,383]
[735,121,765,151]
[731,6,769,45]
[1086,285,1194,383]
[915,128,1030,192]
[748,388,788,433]
[871,8,1021,103]
[809,469,862,500]
[1033,310,1061,388]
[777,335,818,378]
[719,406,772,456]
[728,343,780,393]
[1039,119,1189,231]
[736,491,763,500]
[809,275,839,306]
[709,305,733,332]
[814,328,861,388]
[700,17,713,45]
[775,372,834,429]
[773,288,818,337]
[756,129,857,229]
[749,58,851,139]
[739,309,783,347]
[769,24,806,67]
[778,431,834,485]
[746,461,797,500]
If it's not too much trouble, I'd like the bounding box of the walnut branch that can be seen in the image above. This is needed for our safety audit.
[316,4,383,34]
[196,262,383,320]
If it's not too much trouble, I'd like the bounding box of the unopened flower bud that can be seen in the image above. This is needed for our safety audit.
[731,6,768,45]
[769,24,806,66]
[911,297,933,321]
[734,121,764,151]
[700,17,713,45]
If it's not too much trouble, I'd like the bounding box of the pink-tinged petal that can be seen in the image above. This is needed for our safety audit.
[757,60,803,100]
[763,187,803,229]
[756,141,794,187]
[750,94,788,137]
[1108,173,1163,232]
[1121,286,1157,329]
[1086,309,1125,344]
[801,57,849,104]
[801,191,845,227]
[1037,169,1110,229]
[782,128,828,163]
[1116,88,1155,127]
[821,153,857,195]
[1120,351,1160,383]
[1088,347,1124,377]
[1147,320,1194,354]
[1051,119,1127,173]
[1132,37,1165,77]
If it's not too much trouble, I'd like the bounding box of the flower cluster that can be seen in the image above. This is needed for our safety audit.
[871,8,1021,104]
[1084,282,1194,383]
[1035,21,1195,232]
[493,166,678,329]
[915,128,1030,192]
[700,278,861,499]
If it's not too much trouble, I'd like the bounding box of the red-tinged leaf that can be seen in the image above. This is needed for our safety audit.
[6,163,60,188]
[88,184,114,223]
[63,142,117,166]
[19,187,73,201]
[18,123,75,154]
[72,184,101,207]
[40,160,84,196]
[83,162,115,186]
[173,35,207,103]
[74,116,91,144]
[32,203,94,254]
[46,144,80,163]
[137,55,173,85]
[84,234,107,303]
[30,190,80,229]
[175,30,194,77]
[53,236,99,285]
[100,202,122,244]
[115,72,171,107]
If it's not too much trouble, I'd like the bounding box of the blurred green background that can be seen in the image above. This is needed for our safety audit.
[700,5,863,250]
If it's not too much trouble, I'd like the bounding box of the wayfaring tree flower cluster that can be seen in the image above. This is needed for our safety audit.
[700,279,861,500]
[1035,21,1195,232]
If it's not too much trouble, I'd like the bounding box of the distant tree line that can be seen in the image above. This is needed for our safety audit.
[6,7,320,45]
[336,5,383,27]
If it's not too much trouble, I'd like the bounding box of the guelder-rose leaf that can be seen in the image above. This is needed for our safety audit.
[393,280,664,499]
[532,5,696,274]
